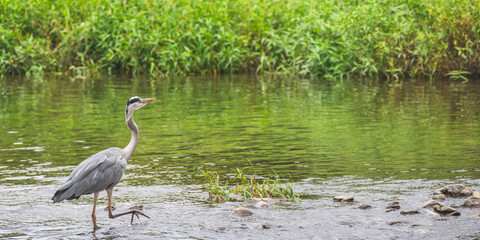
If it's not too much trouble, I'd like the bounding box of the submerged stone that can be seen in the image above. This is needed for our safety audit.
[254,201,269,209]
[245,197,287,208]
[247,197,273,203]
[358,204,372,210]
[233,207,253,217]
[386,202,401,212]
[218,224,249,231]
[388,221,408,226]
[400,210,420,215]
[256,223,271,229]
[338,221,355,227]
[129,205,144,211]
[104,205,116,211]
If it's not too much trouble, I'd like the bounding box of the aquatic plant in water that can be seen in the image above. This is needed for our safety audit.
[198,164,299,202]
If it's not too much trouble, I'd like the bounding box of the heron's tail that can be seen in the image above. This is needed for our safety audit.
[52,184,79,203]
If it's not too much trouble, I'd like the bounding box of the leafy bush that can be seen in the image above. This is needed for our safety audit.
[1,0,479,79]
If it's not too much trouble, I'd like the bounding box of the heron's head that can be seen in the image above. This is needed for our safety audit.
[125,96,156,116]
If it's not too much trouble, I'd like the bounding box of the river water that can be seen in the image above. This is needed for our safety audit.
[0,75,479,239]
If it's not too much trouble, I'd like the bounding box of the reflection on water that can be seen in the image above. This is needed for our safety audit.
[0,76,480,185]
[1,76,480,239]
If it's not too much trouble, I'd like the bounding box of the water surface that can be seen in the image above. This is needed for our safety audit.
[1,75,479,183]
[0,75,479,239]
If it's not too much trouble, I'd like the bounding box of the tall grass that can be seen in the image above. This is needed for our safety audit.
[1,0,479,79]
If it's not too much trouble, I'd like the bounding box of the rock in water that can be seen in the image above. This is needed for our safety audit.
[129,205,144,211]
[247,198,273,203]
[388,221,408,226]
[424,209,441,218]
[400,210,420,215]
[358,204,372,210]
[446,184,466,196]
[460,187,473,196]
[386,202,401,212]
[433,205,460,216]
[433,194,446,200]
[218,224,249,230]
[435,184,473,197]
[254,201,269,209]
[472,191,480,199]
[233,207,253,217]
[463,198,480,207]
[104,205,116,211]
[333,196,354,203]
[423,200,441,208]
[256,223,271,229]
[425,200,460,216]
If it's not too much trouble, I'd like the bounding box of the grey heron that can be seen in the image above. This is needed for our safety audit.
[52,96,155,230]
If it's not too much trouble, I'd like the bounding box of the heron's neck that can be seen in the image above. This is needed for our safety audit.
[123,114,138,161]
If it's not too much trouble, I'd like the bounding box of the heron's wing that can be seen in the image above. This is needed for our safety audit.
[52,147,127,202]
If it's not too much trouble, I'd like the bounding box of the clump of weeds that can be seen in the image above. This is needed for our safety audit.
[196,162,300,202]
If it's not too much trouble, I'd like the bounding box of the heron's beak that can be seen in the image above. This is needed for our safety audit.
[142,98,156,103]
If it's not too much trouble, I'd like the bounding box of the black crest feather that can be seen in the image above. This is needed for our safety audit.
[126,96,141,114]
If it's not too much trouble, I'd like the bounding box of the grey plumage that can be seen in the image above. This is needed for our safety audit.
[51,96,155,230]
[52,147,126,202]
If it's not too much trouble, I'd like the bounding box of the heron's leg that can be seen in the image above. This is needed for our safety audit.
[92,192,99,231]
[106,189,150,223]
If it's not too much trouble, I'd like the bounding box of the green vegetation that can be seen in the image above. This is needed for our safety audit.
[1,0,479,79]
[198,165,299,202]
[0,233,27,239]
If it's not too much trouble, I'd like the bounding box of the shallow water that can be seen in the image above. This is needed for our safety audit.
[1,178,480,239]
[0,75,480,239]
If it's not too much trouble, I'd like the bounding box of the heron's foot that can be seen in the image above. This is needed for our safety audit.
[93,224,99,231]
[130,210,150,223]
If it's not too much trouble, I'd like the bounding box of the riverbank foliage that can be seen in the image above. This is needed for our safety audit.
[1,0,479,79]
